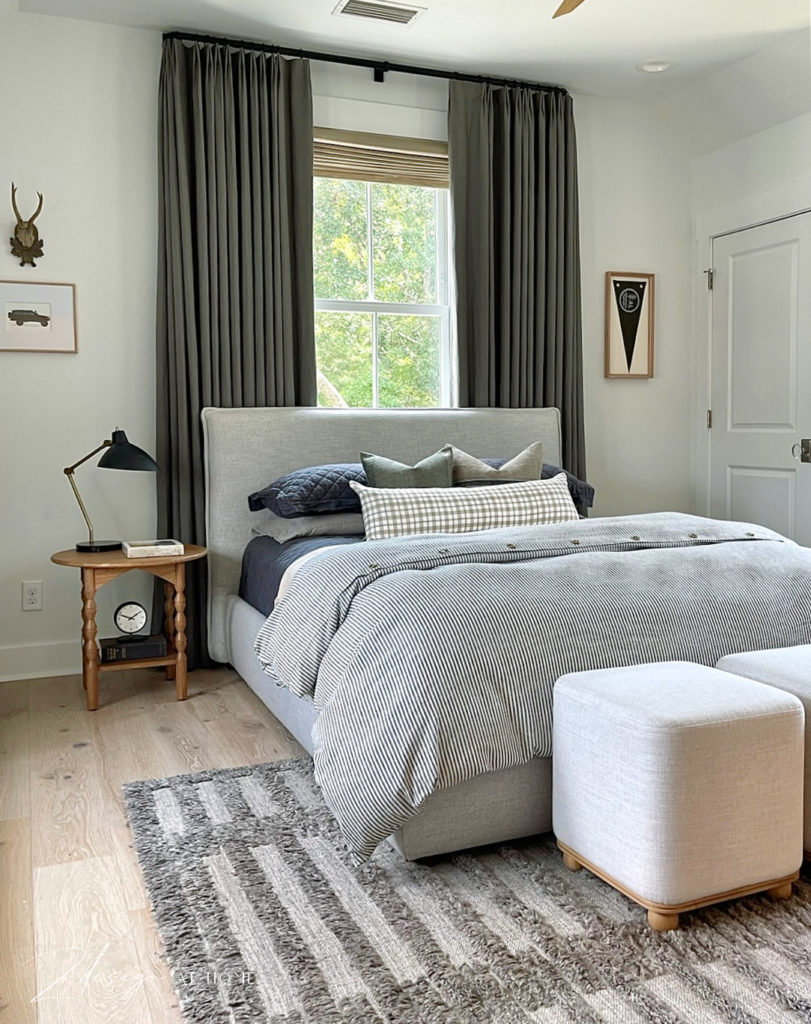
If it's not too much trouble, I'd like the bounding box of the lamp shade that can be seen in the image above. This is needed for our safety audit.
[98,429,158,472]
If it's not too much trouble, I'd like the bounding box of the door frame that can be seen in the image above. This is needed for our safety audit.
[692,178,811,518]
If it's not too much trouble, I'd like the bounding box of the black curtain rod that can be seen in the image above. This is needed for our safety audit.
[163,30,566,94]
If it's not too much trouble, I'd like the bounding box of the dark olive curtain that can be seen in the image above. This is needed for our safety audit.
[448,82,585,480]
[156,38,316,668]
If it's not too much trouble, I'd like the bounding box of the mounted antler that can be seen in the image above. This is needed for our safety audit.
[29,190,43,224]
[9,182,45,267]
[11,183,21,223]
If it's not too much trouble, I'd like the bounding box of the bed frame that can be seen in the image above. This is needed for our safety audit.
[202,406,563,858]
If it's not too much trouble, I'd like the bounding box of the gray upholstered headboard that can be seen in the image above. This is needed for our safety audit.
[201,406,562,662]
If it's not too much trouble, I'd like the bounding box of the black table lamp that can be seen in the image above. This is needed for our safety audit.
[64,428,159,552]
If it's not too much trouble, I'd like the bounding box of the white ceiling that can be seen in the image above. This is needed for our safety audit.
[18,0,811,101]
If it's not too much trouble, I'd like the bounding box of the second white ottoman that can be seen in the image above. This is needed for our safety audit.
[553,661,804,931]
[718,644,811,858]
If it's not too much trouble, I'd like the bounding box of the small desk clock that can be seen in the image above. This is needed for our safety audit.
[113,600,148,636]
[101,600,167,664]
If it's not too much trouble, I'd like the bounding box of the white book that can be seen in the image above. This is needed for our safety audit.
[123,539,185,558]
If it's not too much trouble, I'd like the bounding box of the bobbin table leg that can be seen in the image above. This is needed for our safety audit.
[173,564,187,701]
[164,579,176,681]
[81,567,99,711]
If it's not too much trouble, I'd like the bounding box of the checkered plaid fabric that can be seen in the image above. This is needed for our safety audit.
[350,472,579,541]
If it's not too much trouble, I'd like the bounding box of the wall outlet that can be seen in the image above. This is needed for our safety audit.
[22,580,43,611]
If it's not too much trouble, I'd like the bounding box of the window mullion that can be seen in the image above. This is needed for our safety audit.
[435,189,447,305]
[315,298,446,316]
[372,312,379,408]
[435,190,452,406]
[366,181,374,302]
[368,182,378,407]
[439,309,451,408]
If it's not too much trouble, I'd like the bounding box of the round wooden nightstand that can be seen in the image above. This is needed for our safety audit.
[51,545,207,711]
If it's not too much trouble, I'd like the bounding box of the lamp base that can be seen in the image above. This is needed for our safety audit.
[75,540,122,553]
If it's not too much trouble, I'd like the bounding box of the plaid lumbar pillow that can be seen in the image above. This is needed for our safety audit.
[350,473,579,541]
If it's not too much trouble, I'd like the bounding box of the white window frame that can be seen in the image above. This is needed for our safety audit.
[314,179,454,408]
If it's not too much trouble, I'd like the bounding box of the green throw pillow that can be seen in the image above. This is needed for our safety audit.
[361,447,453,488]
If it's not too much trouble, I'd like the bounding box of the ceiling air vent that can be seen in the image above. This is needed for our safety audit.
[333,0,426,26]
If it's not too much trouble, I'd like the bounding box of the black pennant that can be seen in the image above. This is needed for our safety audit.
[613,280,646,371]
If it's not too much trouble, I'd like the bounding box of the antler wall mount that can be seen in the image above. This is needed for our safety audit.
[10,183,44,267]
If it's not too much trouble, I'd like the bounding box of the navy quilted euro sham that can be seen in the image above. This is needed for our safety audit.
[248,463,366,518]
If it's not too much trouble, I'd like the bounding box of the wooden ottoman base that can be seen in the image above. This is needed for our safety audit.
[558,840,797,932]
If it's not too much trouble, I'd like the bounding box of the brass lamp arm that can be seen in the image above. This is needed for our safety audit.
[63,439,112,475]
[63,439,112,547]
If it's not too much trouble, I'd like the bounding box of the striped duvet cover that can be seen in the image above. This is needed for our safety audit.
[255,512,811,859]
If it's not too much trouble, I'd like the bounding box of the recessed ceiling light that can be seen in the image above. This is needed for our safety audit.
[636,59,678,74]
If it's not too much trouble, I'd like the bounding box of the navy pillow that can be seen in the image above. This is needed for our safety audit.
[248,459,595,519]
[474,459,595,508]
[248,463,367,518]
[546,466,594,508]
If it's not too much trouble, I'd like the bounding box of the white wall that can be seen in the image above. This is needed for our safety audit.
[313,64,448,140]
[660,29,811,162]
[576,94,693,516]
[692,111,811,219]
[0,10,161,680]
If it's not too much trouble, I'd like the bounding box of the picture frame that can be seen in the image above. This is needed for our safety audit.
[604,271,654,379]
[0,280,77,353]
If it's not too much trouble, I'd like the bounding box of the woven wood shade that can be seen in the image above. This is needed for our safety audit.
[313,127,449,188]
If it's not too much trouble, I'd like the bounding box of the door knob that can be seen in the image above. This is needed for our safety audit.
[791,439,811,463]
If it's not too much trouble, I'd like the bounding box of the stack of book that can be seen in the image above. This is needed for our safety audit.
[123,539,184,558]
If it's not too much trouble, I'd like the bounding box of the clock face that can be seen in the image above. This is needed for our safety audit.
[114,601,148,635]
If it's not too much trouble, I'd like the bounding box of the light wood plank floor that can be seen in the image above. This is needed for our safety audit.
[0,667,304,1024]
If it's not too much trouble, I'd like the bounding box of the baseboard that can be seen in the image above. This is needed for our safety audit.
[0,640,79,682]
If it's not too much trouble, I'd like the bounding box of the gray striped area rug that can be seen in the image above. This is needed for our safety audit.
[124,757,811,1023]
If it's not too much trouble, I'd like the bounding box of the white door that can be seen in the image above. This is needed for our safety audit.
[710,212,811,545]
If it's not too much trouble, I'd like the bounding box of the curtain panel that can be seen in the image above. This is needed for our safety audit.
[156,38,316,668]
[448,82,585,481]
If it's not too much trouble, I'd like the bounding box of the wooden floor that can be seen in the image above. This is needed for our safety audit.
[0,667,304,1023]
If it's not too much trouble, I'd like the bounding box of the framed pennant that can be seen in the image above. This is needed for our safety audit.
[604,271,654,378]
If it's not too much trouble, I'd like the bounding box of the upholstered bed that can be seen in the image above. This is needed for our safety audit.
[202,406,811,862]
[202,406,564,859]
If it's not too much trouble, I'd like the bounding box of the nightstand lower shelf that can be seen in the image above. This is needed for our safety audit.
[98,654,178,673]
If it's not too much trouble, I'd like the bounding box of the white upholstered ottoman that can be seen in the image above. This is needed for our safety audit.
[718,645,811,859]
[553,661,804,931]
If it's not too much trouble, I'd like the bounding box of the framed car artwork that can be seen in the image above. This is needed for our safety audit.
[0,280,77,353]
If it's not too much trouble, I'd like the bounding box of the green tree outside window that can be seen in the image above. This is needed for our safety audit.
[314,177,451,408]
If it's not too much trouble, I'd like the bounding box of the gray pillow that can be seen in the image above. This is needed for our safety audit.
[361,447,453,488]
[252,511,365,543]
[448,442,543,484]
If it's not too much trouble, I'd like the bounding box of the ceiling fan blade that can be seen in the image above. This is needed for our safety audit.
[553,0,588,17]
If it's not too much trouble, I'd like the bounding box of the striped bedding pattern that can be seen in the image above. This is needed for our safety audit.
[255,512,811,860]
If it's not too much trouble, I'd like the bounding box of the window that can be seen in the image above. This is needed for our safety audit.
[313,129,453,408]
